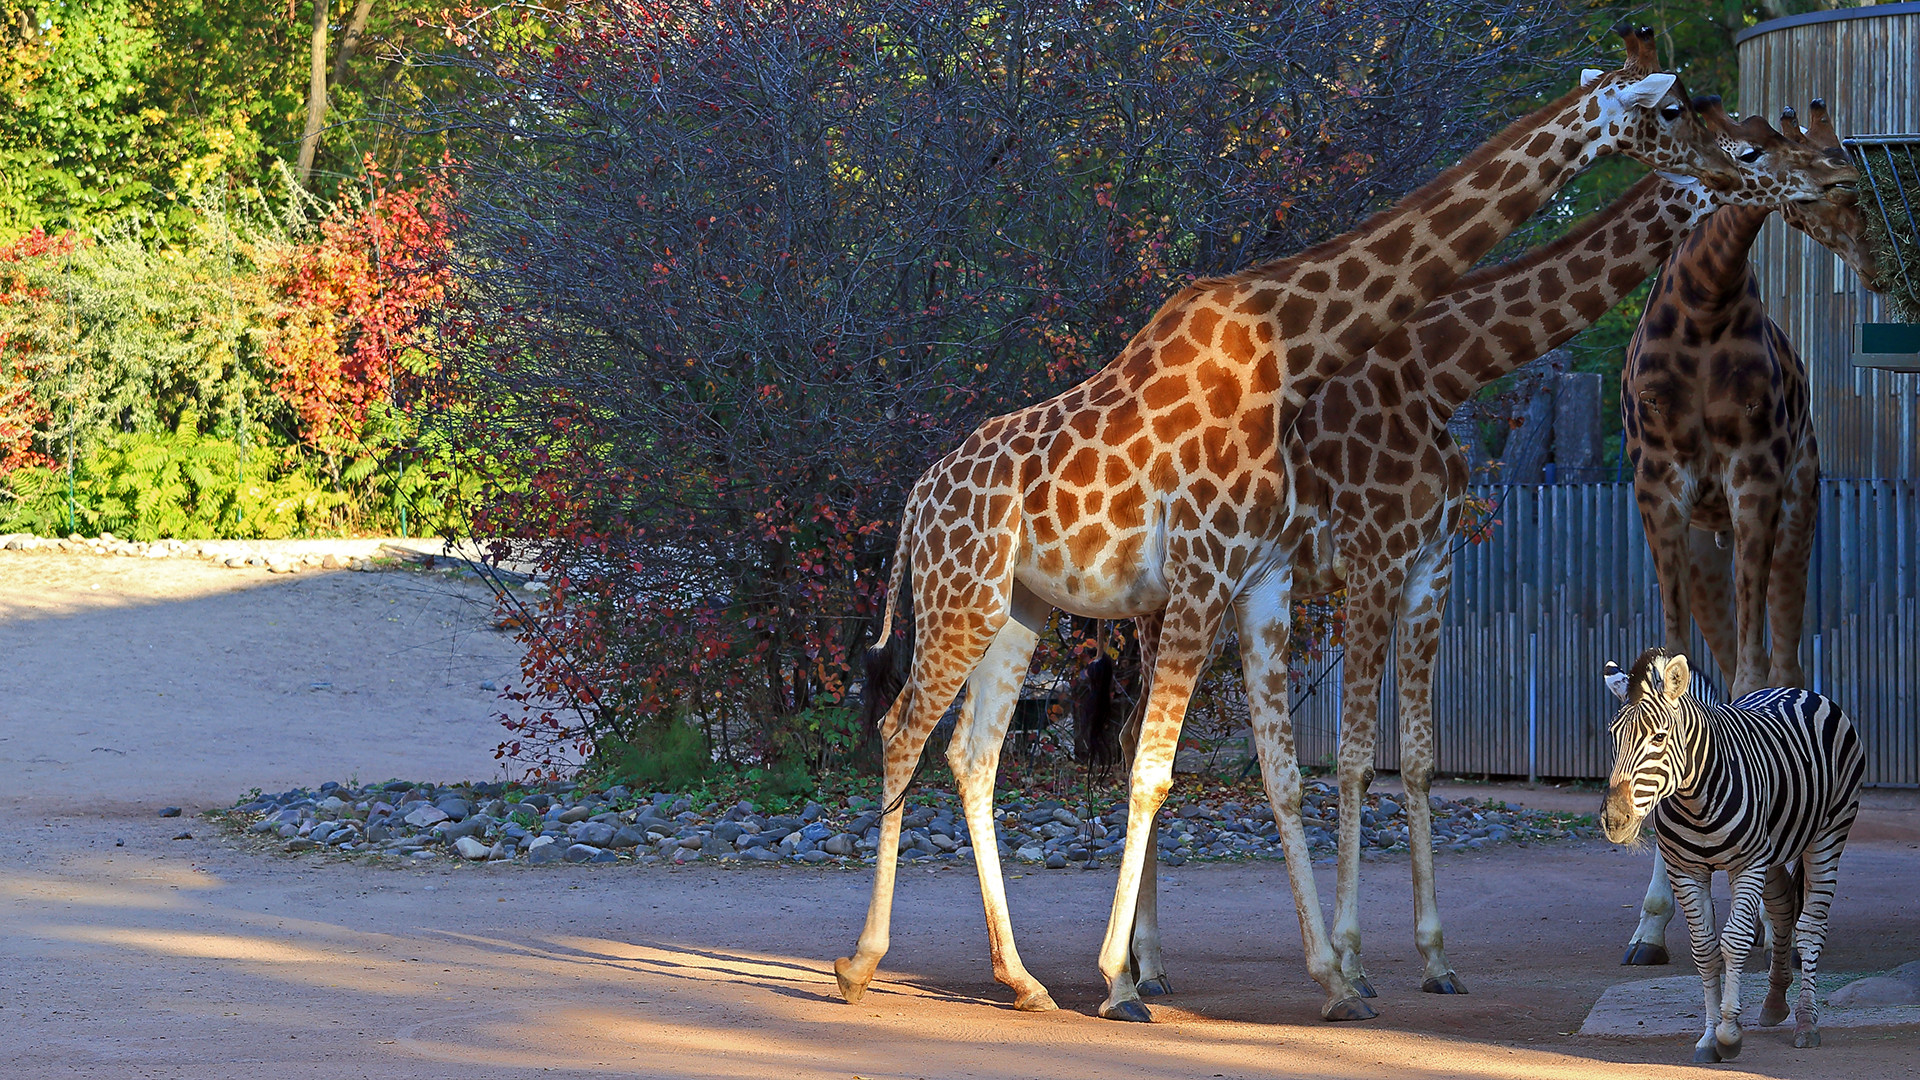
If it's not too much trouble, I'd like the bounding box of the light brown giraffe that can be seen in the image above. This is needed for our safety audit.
[833,27,1744,1023]
[1617,100,1886,966]
[1111,108,1854,1009]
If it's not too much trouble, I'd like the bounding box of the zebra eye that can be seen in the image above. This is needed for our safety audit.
[1649,730,1668,746]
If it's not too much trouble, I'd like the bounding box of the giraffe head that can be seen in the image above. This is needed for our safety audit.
[1777,99,1888,292]
[1576,26,1742,193]
[1599,648,1695,843]
[1690,94,1858,207]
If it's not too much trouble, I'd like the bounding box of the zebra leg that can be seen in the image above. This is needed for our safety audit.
[1759,864,1801,1027]
[1669,871,1724,1062]
[1710,868,1770,1060]
[1623,849,1675,965]
[1792,833,1850,1049]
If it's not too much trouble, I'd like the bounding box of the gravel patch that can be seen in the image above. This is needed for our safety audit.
[216,778,1599,869]
[0,532,538,584]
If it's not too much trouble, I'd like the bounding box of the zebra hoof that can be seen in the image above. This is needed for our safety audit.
[1422,972,1469,995]
[1350,975,1377,999]
[1693,1043,1722,1064]
[1793,1028,1821,1049]
[1759,996,1790,1027]
[1715,1035,1742,1061]
[1100,998,1152,1023]
[1323,996,1378,1022]
[1137,976,1174,998]
[1621,941,1670,966]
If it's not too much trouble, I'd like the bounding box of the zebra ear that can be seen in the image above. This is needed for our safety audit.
[1659,653,1691,702]
[1603,660,1630,701]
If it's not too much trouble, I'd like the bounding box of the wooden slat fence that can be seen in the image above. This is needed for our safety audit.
[1290,480,1920,784]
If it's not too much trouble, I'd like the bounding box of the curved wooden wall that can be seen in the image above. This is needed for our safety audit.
[1738,3,1920,478]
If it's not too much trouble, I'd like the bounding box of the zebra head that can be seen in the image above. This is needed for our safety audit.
[1600,647,1693,844]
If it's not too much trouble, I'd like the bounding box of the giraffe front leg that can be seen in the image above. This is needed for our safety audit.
[1233,580,1371,1021]
[1709,868,1770,1061]
[946,614,1054,1011]
[1624,850,1676,965]
[1328,575,1396,1000]
[1113,633,1173,999]
[1129,816,1172,997]
[1394,553,1462,993]
[1096,606,1220,1023]
[1667,869,1724,1062]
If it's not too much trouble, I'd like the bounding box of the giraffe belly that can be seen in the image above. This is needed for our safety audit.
[1014,561,1170,620]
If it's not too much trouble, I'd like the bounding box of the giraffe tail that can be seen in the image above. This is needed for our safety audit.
[857,511,916,761]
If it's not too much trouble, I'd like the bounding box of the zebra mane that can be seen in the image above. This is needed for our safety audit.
[1625,646,1673,704]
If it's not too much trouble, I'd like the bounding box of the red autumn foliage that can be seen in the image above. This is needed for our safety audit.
[427,0,1570,778]
[267,163,456,452]
[0,228,82,473]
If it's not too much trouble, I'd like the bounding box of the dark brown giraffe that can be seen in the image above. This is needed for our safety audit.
[833,27,1747,1024]
[1617,100,1886,966]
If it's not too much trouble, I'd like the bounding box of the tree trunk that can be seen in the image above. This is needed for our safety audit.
[331,0,375,86]
[297,0,329,187]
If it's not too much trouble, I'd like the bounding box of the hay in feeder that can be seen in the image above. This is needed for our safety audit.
[1855,143,1920,322]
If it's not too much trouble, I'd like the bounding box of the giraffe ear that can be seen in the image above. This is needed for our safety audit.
[1604,661,1630,702]
[1615,72,1678,109]
[1581,68,1604,88]
[1658,654,1691,702]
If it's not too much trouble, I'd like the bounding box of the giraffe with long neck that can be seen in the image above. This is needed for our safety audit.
[1617,100,1885,967]
[834,27,1742,1023]
[1117,111,1853,1005]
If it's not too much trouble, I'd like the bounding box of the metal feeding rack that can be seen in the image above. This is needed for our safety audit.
[1844,133,1920,370]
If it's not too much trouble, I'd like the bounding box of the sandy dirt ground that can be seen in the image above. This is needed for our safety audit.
[2,551,1918,1080]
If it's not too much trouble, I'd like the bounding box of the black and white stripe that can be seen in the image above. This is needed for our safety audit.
[1601,648,1863,1062]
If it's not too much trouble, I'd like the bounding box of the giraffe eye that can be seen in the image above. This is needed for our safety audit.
[1661,104,1682,121]
[1738,147,1763,163]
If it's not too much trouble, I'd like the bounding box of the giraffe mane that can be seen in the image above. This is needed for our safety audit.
[1185,76,1607,299]
[1447,171,1670,293]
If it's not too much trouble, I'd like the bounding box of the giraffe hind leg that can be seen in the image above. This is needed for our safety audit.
[835,621,1000,1004]
[945,612,1055,1010]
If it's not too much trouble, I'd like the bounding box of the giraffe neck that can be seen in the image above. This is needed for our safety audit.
[1658,203,1772,315]
[1246,78,1661,415]
[1418,172,1716,412]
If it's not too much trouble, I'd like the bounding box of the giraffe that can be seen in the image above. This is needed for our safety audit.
[1115,106,1853,1009]
[1617,99,1887,967]
[832,26,1745,1024]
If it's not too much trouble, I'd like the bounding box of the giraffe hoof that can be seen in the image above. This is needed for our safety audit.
[1137,976,1174,998]
[1793,1028,1821,1049]
[1422,972,1469,995]
[833,957,868,1004]
[1621,941,1670,966]
[1323,996,1377,1022]
[1350,975,1377,999]
[1100,998,1153,1023]
[1013,988,1058,1012]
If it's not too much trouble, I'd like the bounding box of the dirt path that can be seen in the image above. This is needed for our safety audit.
[3,553,1917,1079]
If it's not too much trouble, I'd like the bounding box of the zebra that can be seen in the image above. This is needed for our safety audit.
[1599,647,1863,1063]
